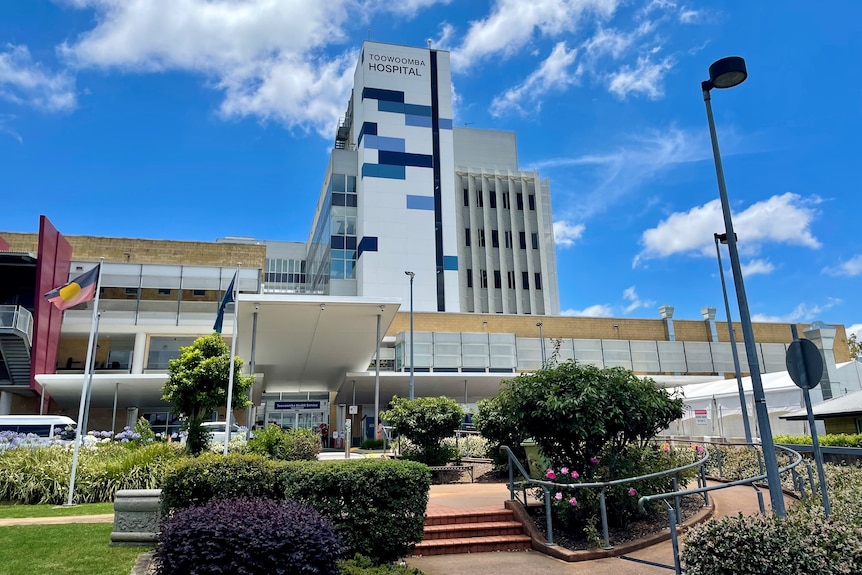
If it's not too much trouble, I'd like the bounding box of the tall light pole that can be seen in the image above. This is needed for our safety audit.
[536,322,546,366]
[713,232,753,444]
[404,271,415,400]
[703,56,785,516]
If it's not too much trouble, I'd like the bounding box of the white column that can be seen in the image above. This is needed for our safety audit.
[0,391,12,415]
[131,332,147,374]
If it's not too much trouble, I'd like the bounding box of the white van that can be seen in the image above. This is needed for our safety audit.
[0,415,77,440]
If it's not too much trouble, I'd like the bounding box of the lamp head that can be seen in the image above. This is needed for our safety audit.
[707,56,747,89]
[715,232,737,245]
[404,271,415,279]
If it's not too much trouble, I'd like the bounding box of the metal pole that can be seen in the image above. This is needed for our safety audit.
[246,307,258,438]
[714,234,753,443]
[111,382,119,434]
[223,264,240,456]
[409,273,415,400]
[703,86,785,516]
[537,322,546,366]
[66,258,104,506]
[81,310,101,436]
[374,312,381,439]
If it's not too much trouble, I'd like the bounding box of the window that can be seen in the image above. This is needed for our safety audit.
[489,192,497,209]
[157,288,171,296]
[516,192,524,210]
[480,270,488,289]
[502,192,510,209]
[476,190,484,207]
[535,273,543,290]
[193,289,206,297]
[494,270,501,289]
[125,288,139,297]
[478,229,486,248]
[528,194,536,211]
[507,270,515,289]
[522,272,530,290]
[463,188,469,207]
[467,268,473,288]
[504,231,512,249]
[491,229,499,248]
[532,232,539,249]
[465,227,471,247]
[519,231,527,249]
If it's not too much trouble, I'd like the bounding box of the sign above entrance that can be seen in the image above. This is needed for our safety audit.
[274,401,321,411]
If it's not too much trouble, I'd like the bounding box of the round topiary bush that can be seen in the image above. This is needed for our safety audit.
[154,497,344,575]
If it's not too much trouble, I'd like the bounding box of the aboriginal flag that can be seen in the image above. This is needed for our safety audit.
[44,264,100,311]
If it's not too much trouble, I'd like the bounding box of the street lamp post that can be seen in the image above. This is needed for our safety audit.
[404,271,415,400]
[702,56,786,516]
[536,322,546,366]
[713,232,753,444]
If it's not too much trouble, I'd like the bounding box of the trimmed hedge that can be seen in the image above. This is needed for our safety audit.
[160,453,282,514]
[155,497,343,575]
[775,433,862,448]
[280,459,430,564]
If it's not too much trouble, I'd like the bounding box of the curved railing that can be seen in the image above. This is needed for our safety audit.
[500,444,710,549]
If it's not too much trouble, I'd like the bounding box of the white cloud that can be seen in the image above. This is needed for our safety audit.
[450,0,620,71]
[751,298,842,323]
[562,304,614,317]
[366,0,451,17]
[0,114,23,144]
[490,42,580,116]
[59,0,361,135]
[740,259,775,277]
[553,220,586,247]
[848,323,862,339]
[678,7,702,23]
[0,45,76,112]
[622,285,655,313]
[823,254,862,277]
[607,53,674,99]
[635,193,821,266]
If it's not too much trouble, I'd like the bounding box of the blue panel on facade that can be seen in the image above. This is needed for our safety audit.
[378,100,405,114]
[362,87,404,103]
[357,236,378,258]
[403,103,432,117]
[405,114,432,128]
[439,118,453,129]
[361,163,406,180]
[360,121,377,137]
[376,136,406,152]
[363,135,378,149]
[406,195,435,210]
[443,255,458,270]
[378,151,433,168]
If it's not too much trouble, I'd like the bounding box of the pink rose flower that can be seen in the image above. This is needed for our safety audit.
[569,497,578,506]
[590,456,600,464]
[560,467,569,475]
[571,470,579,479]
[628,488,637,496]
[545,469,556,480]
[554,492,563,501]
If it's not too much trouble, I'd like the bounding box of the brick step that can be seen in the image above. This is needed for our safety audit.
[424,509,515,526]
[423,520,525,540]
[414,534,532,556]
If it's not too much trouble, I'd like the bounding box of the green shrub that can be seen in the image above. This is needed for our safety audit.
[775,433,862,448]
[339,554,423,575]
[155,497,343,575]
[0,442,183,504]
[475,391,527,467]
[279,459,430,564]
[382,396,463,465]
[360,439,385,450]
[441,434,489,459]
[246,425,320,460]
[160,453,282,514]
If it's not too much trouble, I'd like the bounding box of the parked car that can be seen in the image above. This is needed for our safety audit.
[202,422,244,443]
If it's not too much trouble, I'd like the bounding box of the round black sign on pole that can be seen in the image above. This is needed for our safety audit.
[786,339,824,390]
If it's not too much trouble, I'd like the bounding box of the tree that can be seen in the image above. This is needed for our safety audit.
[474,387,528,466]
[381,396,464,465]
[162,333,254,456]
[849,333,860,360]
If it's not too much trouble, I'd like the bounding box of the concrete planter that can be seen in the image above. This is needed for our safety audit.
[111,489,162,546]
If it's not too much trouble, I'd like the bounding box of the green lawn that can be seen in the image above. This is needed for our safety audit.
[0,502,114,519]
[0,523,146,575]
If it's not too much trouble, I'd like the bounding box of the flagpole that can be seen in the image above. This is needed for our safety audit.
[80,310,101,435]
[66,258,104,506]
[223,263,240,456]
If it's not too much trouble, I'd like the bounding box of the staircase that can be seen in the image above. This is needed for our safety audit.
[0,333,31,386]
[413,507,532,556]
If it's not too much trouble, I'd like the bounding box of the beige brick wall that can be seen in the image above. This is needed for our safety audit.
[0,232,266,269]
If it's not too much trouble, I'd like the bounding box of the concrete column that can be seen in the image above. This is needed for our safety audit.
[702,306,718,342]
[659,305,675,340]
[131,332,147,374]
[0,391,12,415]
[804,321,839,401]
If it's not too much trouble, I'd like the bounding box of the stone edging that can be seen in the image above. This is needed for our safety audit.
[505,497,715,562]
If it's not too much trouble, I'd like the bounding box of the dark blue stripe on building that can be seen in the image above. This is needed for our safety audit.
[362,87,405,103]
[430,50,445,311]
[357,236,378,258]
[378,151,433,168]
[358,122,377,146]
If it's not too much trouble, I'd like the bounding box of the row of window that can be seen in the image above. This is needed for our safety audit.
[466,269,542,290]
[463,189,536,211]
[465,228,539,250]
[107,287,208,297]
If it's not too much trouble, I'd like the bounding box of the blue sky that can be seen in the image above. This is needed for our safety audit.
[1,1,860,341]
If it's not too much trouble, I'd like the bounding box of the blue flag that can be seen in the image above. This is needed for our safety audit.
[213,272,237,334]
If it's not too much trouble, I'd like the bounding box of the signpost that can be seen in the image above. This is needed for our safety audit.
[786,327,830,517]
[695,409,709,426]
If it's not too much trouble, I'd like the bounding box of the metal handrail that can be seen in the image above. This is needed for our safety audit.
[500,444,710,549]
